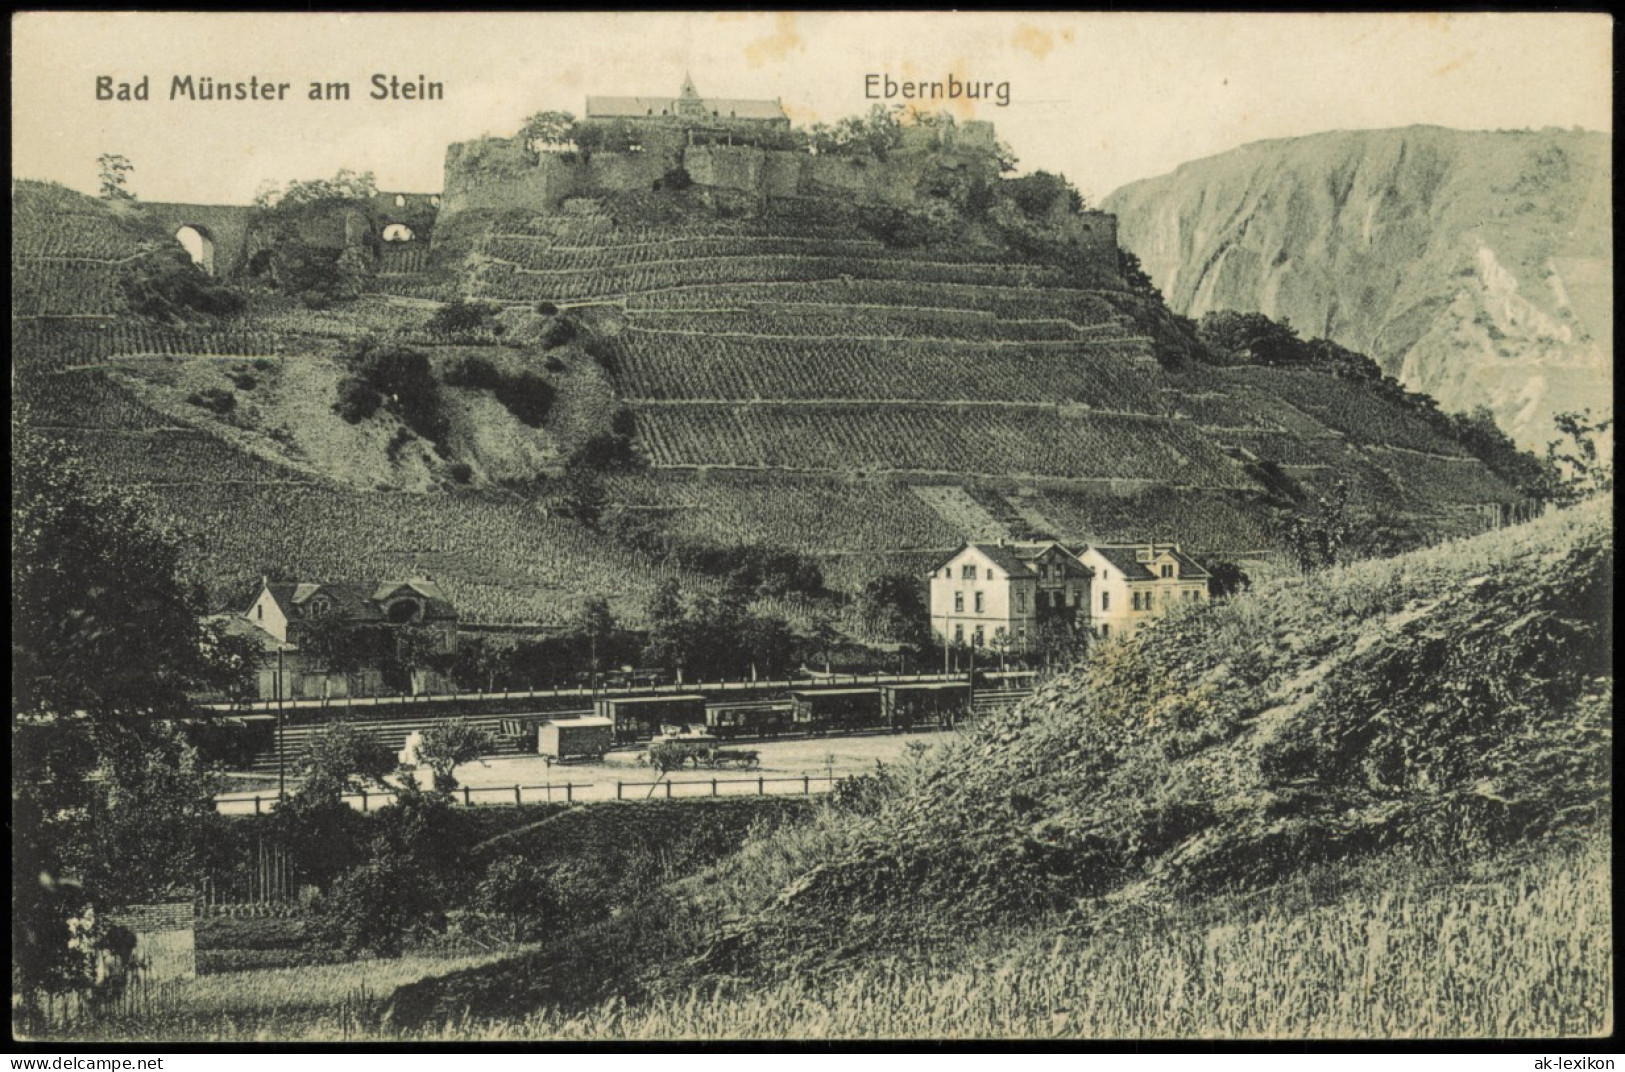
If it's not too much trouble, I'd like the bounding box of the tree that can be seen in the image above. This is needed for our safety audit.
[253,169,378,209]
[1196,311,1303,366]
[805,613,843,673]
[859,573,929,644]
[387,624,445,696]
[472,857,555,943]
[450,636,509,693]
[12,429,238,1012]
[198,621,263,705]
[269,721,395,889]
[1118,249,1157,297]
[296,617,375,697]
[578,594,614,685]
[97,153,134,200]
[1005,170,1084,218]
[520,110,576,155]
[642,580,687,676]
[740,613,798,680]
[1545,409,1613,505]
[1204,561,1252,600]
[1282,479,1354,574]
[556,465,608,527]
[413,718,494,793]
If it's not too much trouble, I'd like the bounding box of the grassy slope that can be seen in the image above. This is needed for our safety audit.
[387,499,1612,1038]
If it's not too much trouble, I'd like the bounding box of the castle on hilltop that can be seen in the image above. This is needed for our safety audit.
[439,78,1110,259]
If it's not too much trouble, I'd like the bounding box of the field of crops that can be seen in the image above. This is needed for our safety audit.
[1367,446,1521,504]
[152,480,687,625]
[604,471,960,554]
[1023,486,1282,554]
[11,259,127,316]
[1219,368,1470,456]
[611,331,1164,409]
[11,319,304,372]
[624,280,1120,323]
[16,370,194,430]
[475,253,1073,304]
[626,307,1098,342]
[76,428,315,488]
[632,403,1250,486]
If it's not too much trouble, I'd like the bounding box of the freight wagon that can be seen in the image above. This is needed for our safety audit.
[595,694,707,743]
[881,681,971,730]
[537,716,614,761]
[704,700,795,739]
[788,688,883,735]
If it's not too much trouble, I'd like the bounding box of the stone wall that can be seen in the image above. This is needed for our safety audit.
[106,902,196,983]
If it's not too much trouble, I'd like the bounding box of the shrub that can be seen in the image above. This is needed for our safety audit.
[186,387,236,415]
[230,372,258,391]
[538,316,577,350]
[427,299,502,340]
[334,377,382,423]
[119,246,247,321]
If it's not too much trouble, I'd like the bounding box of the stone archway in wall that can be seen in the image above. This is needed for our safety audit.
[382,223,416,243]
[174,225,216,275]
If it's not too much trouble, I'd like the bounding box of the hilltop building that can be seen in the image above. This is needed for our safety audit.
[928,541,1093,651]
[226,577,458,699]
[1076,544,1210,639]
[585,73,789,128]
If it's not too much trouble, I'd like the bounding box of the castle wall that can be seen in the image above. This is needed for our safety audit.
[684,145,768,195]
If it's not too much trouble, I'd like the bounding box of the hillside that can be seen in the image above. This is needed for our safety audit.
[1102,126,1613,449]
[13,174,1527,627]
[387,497,1613,1038]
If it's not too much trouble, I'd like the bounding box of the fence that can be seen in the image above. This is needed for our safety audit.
[215,772,840,815]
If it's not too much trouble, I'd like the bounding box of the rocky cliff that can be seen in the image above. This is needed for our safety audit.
[1103,126,1611,448]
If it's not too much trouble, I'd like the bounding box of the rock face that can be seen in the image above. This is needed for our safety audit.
[1103,126,1611,448]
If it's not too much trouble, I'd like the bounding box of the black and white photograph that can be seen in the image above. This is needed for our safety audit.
[10,11,1613,1045]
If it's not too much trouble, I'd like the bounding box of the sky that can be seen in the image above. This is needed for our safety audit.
[11,12,1613,206]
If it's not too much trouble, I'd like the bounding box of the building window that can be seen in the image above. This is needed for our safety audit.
[256,604,263,621]
[973,626,985,647]
[954,624,964,644]
[1161,564,1173,578]
[1132,592,1141,612]
[962,565,975,580]
[954,592,964,613]
[974,592,985,613]
[1102,592,1110,611]
[1100,624,1110,638]
[1016,590,1026,612]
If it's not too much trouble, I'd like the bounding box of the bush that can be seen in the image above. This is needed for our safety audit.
[230,372,258,391]
[334,377,382,423]
[337,340,448,444]
[186,387,236,415]
[119,246,247,321]
[445,358,556,427]
[538,316,577,350]
[427,299,502,340]
[316,854,446,958]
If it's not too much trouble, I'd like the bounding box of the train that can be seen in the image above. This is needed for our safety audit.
[593,682,974,743]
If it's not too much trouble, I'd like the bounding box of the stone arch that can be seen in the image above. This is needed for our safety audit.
[382,223,416,243]
[174,225,216,275]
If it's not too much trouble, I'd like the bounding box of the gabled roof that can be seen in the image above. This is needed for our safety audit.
[254,579,456,622]
[1086,544,1210,581]
[1010,541,1093,578]
[934,541,1092,579]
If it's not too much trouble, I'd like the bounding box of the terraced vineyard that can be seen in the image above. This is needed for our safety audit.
[12,180,1526,618]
